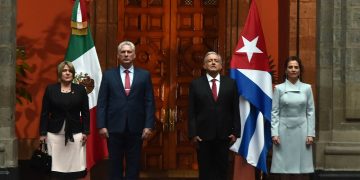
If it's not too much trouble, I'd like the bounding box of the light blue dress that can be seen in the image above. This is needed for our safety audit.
[270,79,315,173]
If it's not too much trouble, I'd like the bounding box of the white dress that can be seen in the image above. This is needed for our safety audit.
[270,80,315,173]
[47,122,87,177]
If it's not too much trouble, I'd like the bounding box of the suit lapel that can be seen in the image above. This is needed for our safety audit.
[130,68,139,96]
[217,75,225,101]
[201,76,216,103]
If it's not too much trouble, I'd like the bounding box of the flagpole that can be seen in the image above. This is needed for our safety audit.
[233,155,255,180]
[296,0,300,57]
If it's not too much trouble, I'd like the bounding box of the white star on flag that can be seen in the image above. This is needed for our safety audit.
[236,36,263,62]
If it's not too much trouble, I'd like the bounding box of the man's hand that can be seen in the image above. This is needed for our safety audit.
[142,128,152,140]
[228,134,236,144]
[191,136,202,143]
[99,128,109,138]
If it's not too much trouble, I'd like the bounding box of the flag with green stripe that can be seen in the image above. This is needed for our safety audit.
[64,0,107,169]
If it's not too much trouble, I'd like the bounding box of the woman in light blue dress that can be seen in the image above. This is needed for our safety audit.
[270,56,315,179]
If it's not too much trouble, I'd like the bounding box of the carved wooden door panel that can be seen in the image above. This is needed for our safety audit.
[118,0,225,173]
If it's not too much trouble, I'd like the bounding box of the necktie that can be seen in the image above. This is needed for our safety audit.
[124,69,130,96]
[211,79,217,101]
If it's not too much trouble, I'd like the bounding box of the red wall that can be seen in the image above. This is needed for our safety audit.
[16,0,73,138]
[257,0,279,71]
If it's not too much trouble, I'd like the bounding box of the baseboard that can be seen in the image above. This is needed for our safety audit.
[91,159,198,178]
[315,170,360,180]
[140,170,198,178]
[0,167,18,180]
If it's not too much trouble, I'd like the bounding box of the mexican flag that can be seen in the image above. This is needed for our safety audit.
[64,0,108,169]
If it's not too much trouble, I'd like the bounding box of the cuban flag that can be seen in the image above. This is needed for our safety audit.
[229,0,273,173]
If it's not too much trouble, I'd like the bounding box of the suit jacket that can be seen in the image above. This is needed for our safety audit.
[39,83,90,136]
[188,75,241,141]
[96,67,155,133]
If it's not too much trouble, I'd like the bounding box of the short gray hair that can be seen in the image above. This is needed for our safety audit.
[117,41,136,52]
[203,51,222,64]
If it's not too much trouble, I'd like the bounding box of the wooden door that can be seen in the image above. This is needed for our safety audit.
[118,0,225,174]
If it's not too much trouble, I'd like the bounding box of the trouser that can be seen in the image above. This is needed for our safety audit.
[107,132,143,180]
[197,139,230,180]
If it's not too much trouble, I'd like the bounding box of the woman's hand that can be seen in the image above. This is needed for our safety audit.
[81,134,87,146]
[306,136,314,145]
[272,136,280,145]
[39,136,47,143]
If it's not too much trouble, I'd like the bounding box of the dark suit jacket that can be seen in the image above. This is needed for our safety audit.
[188,75,240,141]
[96,67,155,133]
[39,83,90,136]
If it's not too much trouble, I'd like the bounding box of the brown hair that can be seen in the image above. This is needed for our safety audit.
[283,56,304,81]
[57,61,75,82]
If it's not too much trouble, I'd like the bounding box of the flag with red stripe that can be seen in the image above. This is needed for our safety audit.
[64,0,108,169]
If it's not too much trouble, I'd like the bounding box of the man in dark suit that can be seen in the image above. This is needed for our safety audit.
[188,51,240,180]
[97,41,155,180]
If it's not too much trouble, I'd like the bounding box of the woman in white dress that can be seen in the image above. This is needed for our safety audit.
[270,56,315,180]
[39,61,89,179]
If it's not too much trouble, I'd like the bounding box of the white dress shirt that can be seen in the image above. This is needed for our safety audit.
[119,65,134,87]
[206,73,220,96]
